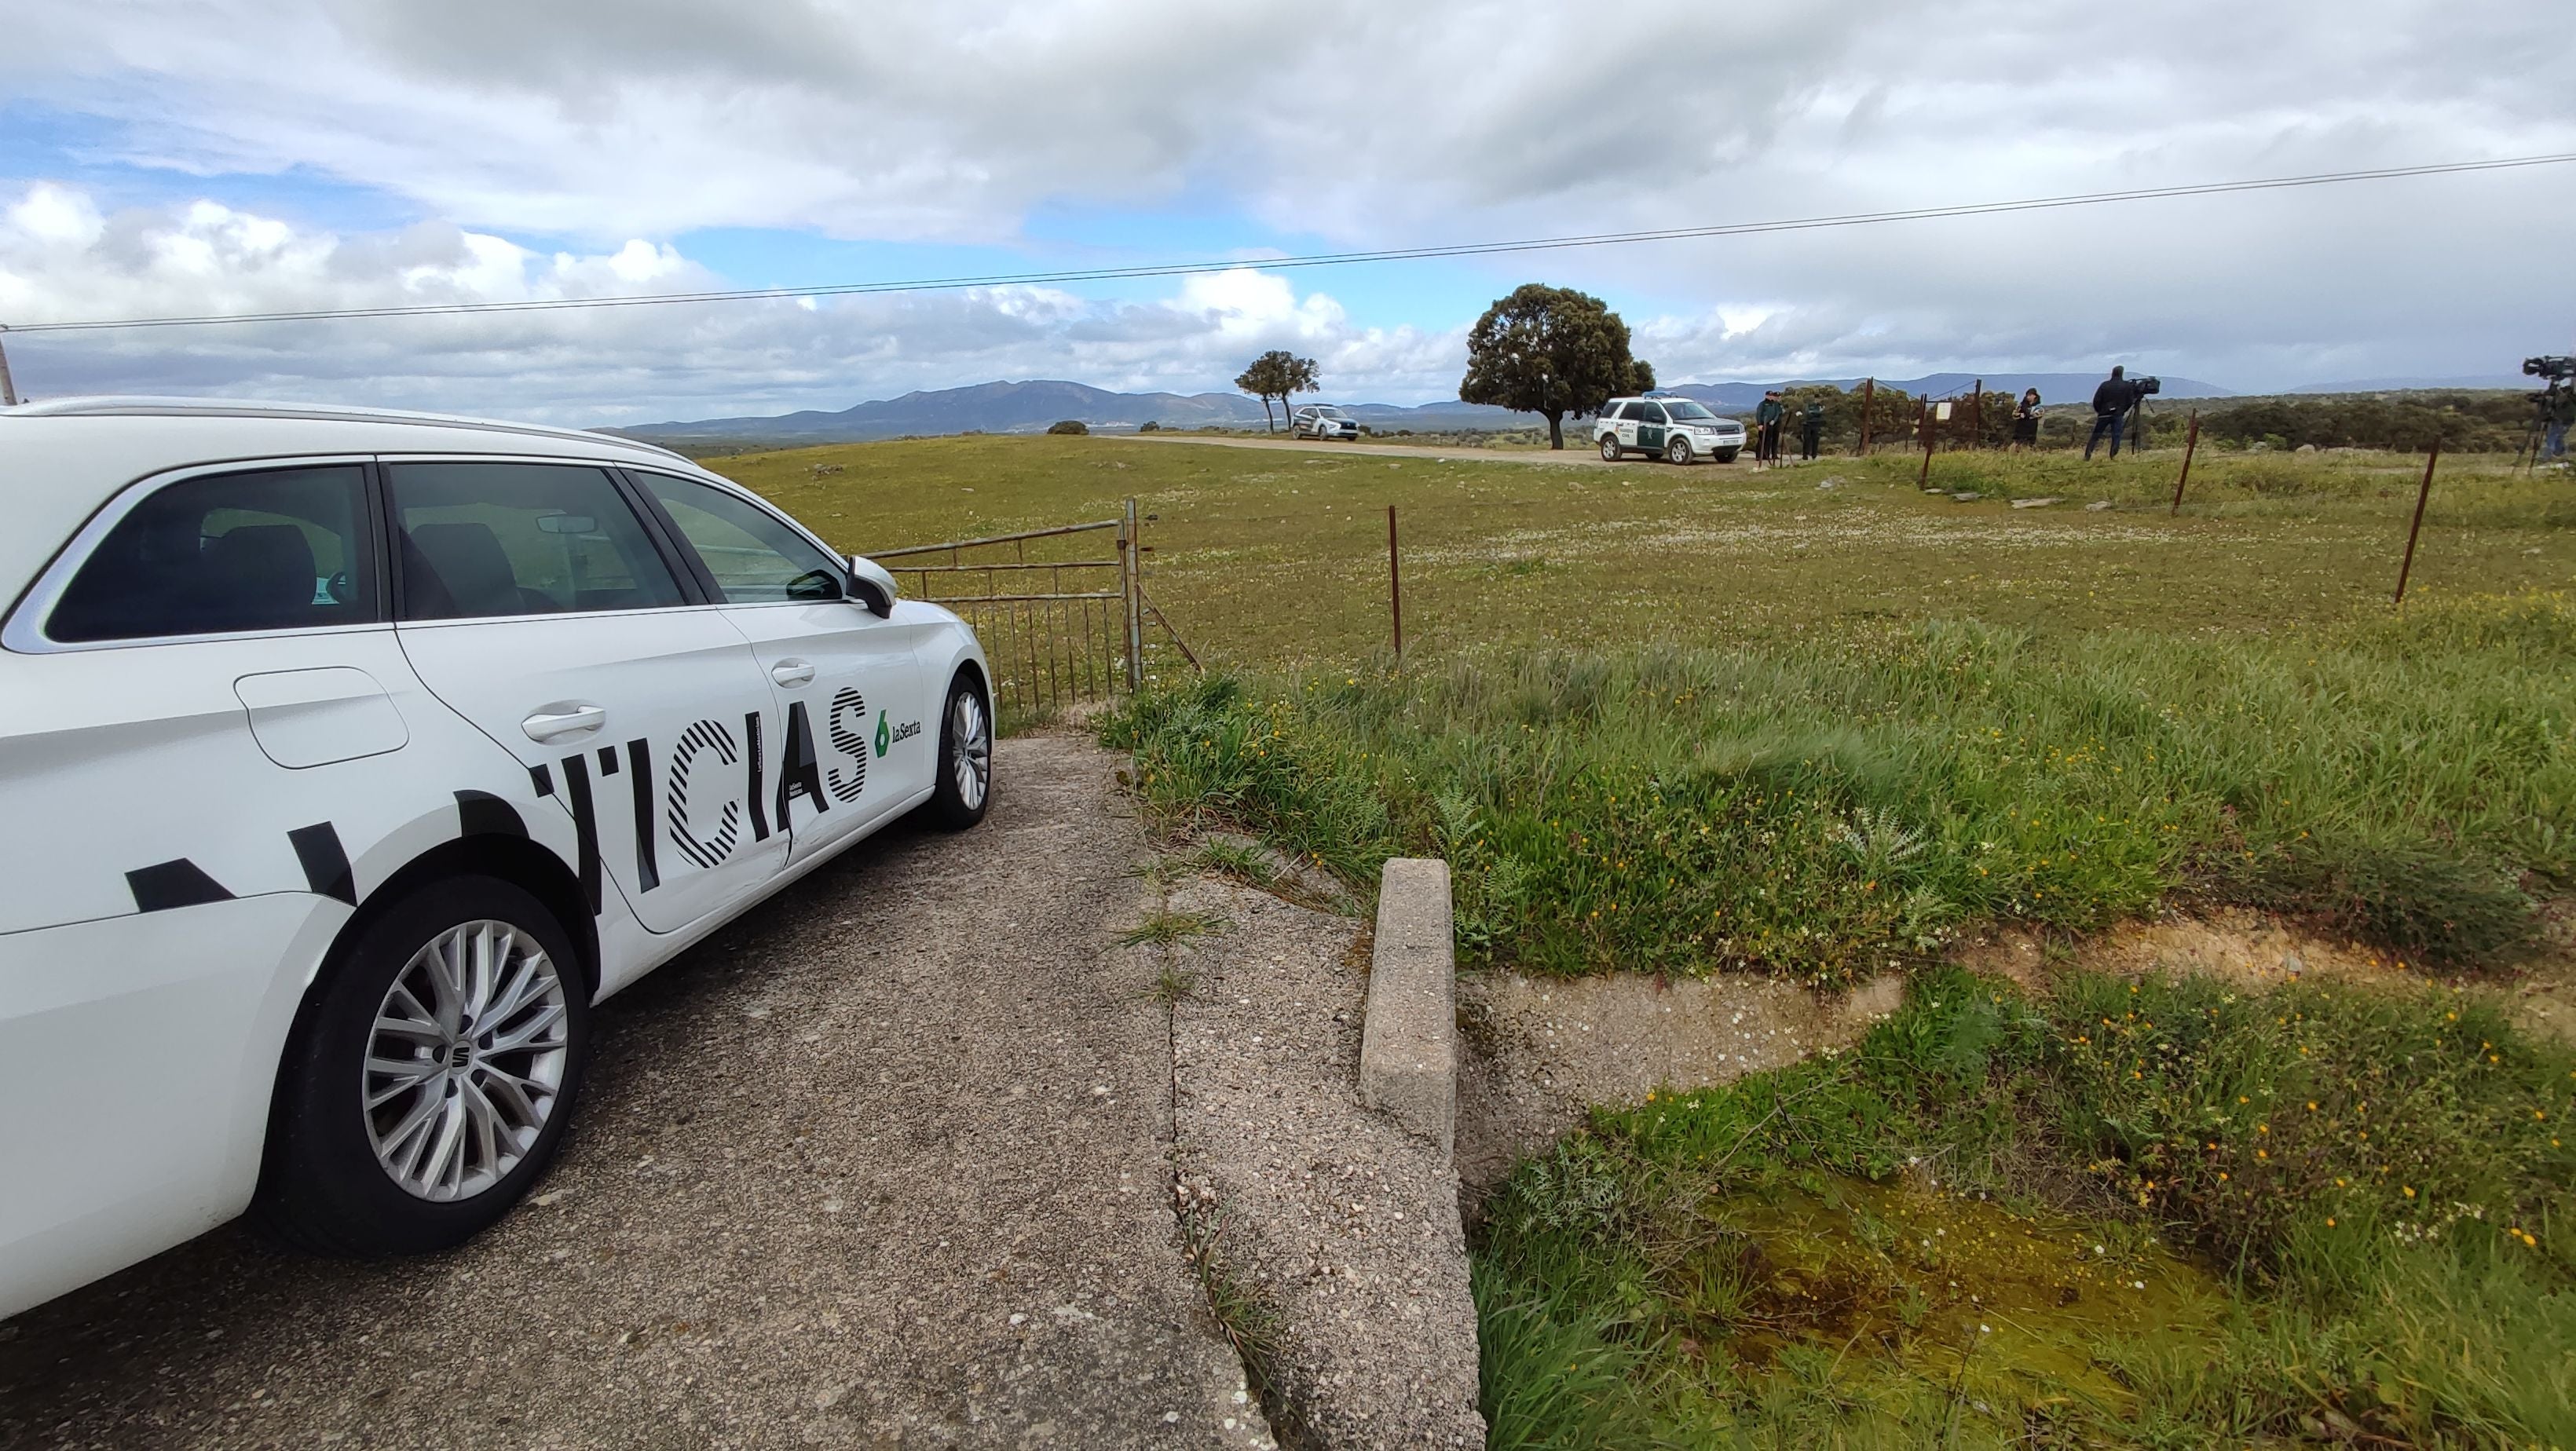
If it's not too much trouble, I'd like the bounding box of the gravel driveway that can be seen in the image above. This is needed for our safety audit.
[0,736,1269,1449]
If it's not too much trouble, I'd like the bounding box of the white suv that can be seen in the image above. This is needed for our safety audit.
[1290,405,1362,441]
[1596,396,1744,463]
[0,398,991,1317]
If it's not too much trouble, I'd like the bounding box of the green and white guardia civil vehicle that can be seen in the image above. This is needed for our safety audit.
[1595,394,1745,463]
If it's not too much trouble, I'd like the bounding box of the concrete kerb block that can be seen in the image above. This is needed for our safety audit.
[1358,857,1456,1158]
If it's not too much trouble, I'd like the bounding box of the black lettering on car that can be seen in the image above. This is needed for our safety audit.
[456,789,528,839]
[825,687,868,802]
[664,719,742,872]
[623,738,657,891]
[126,858,233,913]
[744,710,771,842]
[775,700,828,826]
[555,753,602,914]
[287,822,356,905]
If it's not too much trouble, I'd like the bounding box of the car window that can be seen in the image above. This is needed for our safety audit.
[1666,401,1715,421]
[386,462,686,620]
[636,473,848,605]
[1634,402,1669,425]
[1605,403,1631,420]
[48,464,379,643]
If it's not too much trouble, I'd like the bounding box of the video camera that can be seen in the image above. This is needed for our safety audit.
[2525,356,2576,383]
[2133,375,2162,397]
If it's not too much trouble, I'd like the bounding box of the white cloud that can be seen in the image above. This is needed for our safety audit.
[4,1,2574,402]
[0,186,1461,420]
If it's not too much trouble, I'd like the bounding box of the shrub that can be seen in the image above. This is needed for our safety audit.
[1046,418,1089,436]
[1137,420,1162,433]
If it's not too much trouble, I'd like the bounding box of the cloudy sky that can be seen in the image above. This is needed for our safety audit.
[2,0,2571,424]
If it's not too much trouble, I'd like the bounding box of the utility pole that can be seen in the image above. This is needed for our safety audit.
[0,326,19,408]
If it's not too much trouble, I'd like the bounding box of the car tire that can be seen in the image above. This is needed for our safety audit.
[926,671,993,831]
[1715,448,1741,463]
[1599,434,1621,462]
[255,875,589,1258]
[1667,437,1694,465]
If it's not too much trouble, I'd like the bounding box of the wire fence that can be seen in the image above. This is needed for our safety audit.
[869,499,1196,727]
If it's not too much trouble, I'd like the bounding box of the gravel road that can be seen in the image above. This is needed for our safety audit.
[0,736,1271,1450]
[1120,432,1755,469]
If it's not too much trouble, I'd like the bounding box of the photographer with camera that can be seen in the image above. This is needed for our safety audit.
[2084,366,2136,460]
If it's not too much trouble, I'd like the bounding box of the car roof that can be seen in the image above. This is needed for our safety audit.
[0,397,715,605]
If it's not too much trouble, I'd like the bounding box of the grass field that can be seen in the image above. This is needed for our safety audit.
[701,433,2576,1448]
[707,435,2574,672]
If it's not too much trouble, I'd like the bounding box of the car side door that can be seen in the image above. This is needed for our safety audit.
[1609,404,1637,450]
[385,459,788,934]
[627,469,937,867]
[1634,402,1668,453]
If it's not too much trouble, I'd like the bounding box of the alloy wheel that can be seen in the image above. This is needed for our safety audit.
[363,919,570,1202]
[953,689,991,810]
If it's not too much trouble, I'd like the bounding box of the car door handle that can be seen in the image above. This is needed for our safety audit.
[521,704,607,743]
[770,660,816,688]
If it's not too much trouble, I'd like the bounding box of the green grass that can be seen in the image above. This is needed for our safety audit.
[1476,967,2576,1448]
[700,435,2574,674]
[1118,908,1229,948]
[1102,594,2574,983]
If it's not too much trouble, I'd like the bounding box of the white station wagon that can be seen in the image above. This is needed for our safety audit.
[0,398,992,1318]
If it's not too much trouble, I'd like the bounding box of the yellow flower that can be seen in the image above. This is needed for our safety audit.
[2402,1186,2417,1199]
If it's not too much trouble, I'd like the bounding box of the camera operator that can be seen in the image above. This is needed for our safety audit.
[2084,365,2139,460]
[2549,382,2573,462]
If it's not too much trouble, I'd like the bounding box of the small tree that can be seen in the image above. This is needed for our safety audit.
[1235,350,1320,433]
[1458,283,1653,449]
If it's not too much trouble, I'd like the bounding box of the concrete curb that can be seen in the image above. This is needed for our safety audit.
[1358,857,1457,1157]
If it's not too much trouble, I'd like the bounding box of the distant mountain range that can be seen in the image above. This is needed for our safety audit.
[615,371,2468,446]
[618,379,1526,444]
[2287,375,2532,393]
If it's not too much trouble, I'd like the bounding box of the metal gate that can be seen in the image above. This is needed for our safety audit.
[869,499,1164,722]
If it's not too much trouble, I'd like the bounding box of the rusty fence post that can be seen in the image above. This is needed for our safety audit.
[1857,376,1875,455]
[1970,377,1983,448]
[2393,440,2440,605]
[2171,409,2201,515]
[1387,504,1403,663]
[1917,400,1935,489]
[1121,497,1143,691]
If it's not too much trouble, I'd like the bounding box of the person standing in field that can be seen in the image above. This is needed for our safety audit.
[1798,398,1824,459]
[2084,366,2137,460]
[2011,388,2042,451]
[1755,390,1784,464]
[2549,384,2573,462]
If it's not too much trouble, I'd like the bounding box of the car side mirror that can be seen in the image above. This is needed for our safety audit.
[847,555,897,618]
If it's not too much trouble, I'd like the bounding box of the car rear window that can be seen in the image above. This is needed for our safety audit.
[48,465,379,643]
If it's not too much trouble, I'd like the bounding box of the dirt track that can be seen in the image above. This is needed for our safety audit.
[0,737,1272,1450]
[1121,431,1759,469]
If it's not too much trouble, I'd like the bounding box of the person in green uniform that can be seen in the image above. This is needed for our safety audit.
[1798,399,1824,459]
[1755,390,1785,464]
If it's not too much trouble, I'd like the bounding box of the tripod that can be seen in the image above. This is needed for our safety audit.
[2519,384,2568,474]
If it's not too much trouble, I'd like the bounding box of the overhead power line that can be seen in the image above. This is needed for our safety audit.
[10,152,2572,335]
